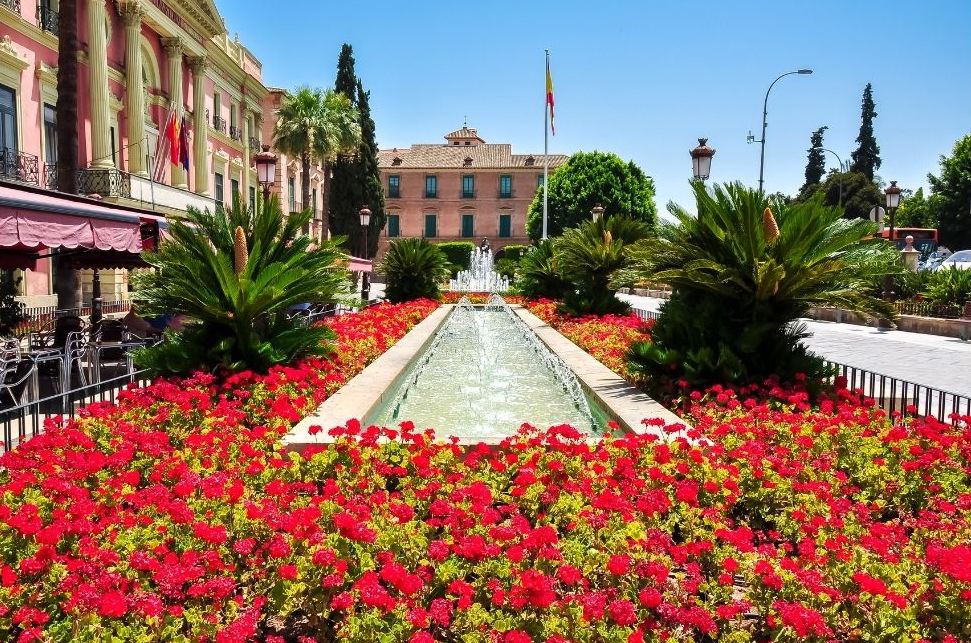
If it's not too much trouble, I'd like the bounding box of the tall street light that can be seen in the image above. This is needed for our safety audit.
[820,147,843,207]
[747,69,813,193]
[882,180,903,300]
[253,145,278,203]
[359,205,372,304]
[690,138,715,182]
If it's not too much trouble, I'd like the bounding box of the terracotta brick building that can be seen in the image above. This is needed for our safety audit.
[377,127,566,260]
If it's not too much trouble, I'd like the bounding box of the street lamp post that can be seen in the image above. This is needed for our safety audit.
[591,203,604,221]
[820,147,843,207]
[747,69,813,193]
[690,138,715,182]
[359,205,372,304]
[882,180,903,300]
[253,145,278,203]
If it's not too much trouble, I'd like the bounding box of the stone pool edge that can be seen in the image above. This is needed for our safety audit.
[283,302,691,452]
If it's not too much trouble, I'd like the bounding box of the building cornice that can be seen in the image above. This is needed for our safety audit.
[0,35,30,72]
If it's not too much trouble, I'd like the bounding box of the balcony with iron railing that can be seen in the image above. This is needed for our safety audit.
[0,0,21,14]
[248,136,261,150]
[229,125,242,142]
[37,2,57,33]
[212,115,227,134]
[75,167,131,198]
[0,148,40,186]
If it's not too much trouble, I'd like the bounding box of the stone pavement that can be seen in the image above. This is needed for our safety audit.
[617,293,971,396]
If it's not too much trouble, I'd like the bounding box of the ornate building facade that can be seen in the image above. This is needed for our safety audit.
[377,127,566,260]
[1,0,269,305]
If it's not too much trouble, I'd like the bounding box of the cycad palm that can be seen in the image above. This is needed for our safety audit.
[381,238,451,303]
[626,182,897,386]
[515,239,571,300]
[273,88,360,235]
[133,198,349,374]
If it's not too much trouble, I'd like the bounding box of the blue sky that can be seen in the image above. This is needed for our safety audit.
[220,0,971,215]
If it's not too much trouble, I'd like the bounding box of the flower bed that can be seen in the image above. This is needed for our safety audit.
[1,298,969,641]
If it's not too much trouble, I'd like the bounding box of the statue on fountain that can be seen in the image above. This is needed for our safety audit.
[479,238,491,252]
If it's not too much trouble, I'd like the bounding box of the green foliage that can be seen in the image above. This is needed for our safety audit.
[132,198,348,375]
[813,170,883,220]
[494,258,518,283]
[895,187,938,229]
[924,266,971,307]
[381,238,451,303]
[329,45,386,256]
[525,151,656,240]
[499,245,530,262]
[435,241,475,275]
[514,240,571,299]
[0,270,25,336]
[850,83,881,181]
[556,216,650,315]
[928,132,971,250]
[798,126,828,199]
[868,268,931,301]
[625,182,898,388]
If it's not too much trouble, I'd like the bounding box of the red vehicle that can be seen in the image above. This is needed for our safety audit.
[881,227,939,255]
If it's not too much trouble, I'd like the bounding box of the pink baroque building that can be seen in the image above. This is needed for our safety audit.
[0,0,270,305]
[377,127,567,260]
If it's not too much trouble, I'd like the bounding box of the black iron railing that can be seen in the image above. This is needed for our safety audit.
[0,148,40,185]
[37,2,57,32]
[76,167,131,198]
[893,300,965,319]
[248,136,261,150]
[212,115,227,134]
[823,359,970,425]
[1,369,150,454]
[0,0,20,13]
[229,126,242,141]
[44,162,57,189]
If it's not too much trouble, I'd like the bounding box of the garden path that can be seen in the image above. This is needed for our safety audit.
[617,293,971,397]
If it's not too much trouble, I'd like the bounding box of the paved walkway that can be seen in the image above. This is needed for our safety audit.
[617,293,971,396]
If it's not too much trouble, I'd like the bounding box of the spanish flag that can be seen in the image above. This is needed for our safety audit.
[167,112,180,165]
[546,59,555,135]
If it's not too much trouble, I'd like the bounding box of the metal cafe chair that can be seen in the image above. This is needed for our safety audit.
[63,331,90,391]
[0,339,36,408]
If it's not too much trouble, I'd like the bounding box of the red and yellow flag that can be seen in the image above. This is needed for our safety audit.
[546,60,555,135]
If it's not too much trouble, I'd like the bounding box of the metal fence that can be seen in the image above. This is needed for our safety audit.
[893,301,965,320]
[16,300,132,336]
[1,369,151,454]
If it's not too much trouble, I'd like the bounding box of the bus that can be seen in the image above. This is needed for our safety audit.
[881,227,939,257]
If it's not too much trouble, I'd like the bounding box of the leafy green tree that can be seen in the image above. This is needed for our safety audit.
[526,151,656,240]
[329,45,386,255]
[273,87,360,235]
[849,83,881,180]
[132,198,349,374]
[815,171,882,220]
[625,183,897,388]
[381,238,451,303]
[515,240,571,299]
[928,133,971,250]
[556,216,651,315]
[798,126,828,199]
[895,187,938,229]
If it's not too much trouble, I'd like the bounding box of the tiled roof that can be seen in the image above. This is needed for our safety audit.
[378,145,568,169]
[444,126,484,141]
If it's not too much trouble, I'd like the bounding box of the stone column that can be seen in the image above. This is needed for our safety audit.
[121,1,146,175]
[188,55,208,195]
[87,0,113,169]
[162,37,187,188]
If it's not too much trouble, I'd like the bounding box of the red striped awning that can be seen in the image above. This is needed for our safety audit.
[348,257,372,273]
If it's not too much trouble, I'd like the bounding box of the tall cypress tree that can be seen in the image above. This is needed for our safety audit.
[849,83,881,180]
[328,45,384,256]
[800,126,828,196]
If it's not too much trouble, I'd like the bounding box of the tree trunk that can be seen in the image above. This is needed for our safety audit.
[301,152,311,211]
[55,0,81,309]
[321,161,331,242]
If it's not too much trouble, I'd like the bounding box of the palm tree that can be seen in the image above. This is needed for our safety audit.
[273,88,360,236]
[132,197,349,374]
[515,240,571,300]
[54,0,80,309]
[625,182,898,386]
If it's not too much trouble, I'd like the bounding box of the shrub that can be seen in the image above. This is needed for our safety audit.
[494,257,518,283]
[0,270,25,336]
[514,239,570,299]
[500,244,530,263]
[382,238,451,302]
[132,198,348,374]
[924,265,971,307]
[434,241,475,276]
[625,182,898,388]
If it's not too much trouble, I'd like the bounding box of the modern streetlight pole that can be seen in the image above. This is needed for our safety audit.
[359,205,372,304]
[820,147,843,207]
[748,69,813,193]
[690,138,715,182]
[882,180,903,300]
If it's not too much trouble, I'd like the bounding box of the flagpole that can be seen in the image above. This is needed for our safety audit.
[542,49,549,241]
